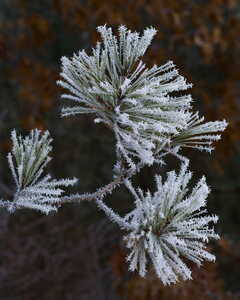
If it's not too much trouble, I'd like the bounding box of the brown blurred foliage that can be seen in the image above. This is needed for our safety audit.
[0,210,239,300]
[110,240,240,300]
[1,0,240,156]
[0,0,240,298]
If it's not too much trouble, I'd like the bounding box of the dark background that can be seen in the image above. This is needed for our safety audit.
[0,0,240,299]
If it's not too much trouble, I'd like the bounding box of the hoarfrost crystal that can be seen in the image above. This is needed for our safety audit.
[123,162,219,285]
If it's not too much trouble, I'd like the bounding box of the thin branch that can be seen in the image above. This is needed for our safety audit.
[96,198,133,230]
[60,161,144,203]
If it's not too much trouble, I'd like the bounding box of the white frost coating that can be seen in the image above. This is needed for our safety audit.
[123,162,219,285]
[7,129,77,214]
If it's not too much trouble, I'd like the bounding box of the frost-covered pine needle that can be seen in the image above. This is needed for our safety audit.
[123,162,219,285]
[6,129,77,214]
[171,112,228,153]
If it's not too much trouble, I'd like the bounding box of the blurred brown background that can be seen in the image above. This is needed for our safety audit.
[0,0,240,299]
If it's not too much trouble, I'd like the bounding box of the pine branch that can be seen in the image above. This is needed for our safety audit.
[0,24,228,286]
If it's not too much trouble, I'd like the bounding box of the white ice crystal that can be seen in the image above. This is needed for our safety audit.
[123,162,219,285]
[4,129,77,214]
[57,25,227,167]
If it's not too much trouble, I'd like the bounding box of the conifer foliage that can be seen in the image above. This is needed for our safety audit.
[1,129,77,214]
[58,25,227,166]
[0,25,228,285]
[123,162,219,284]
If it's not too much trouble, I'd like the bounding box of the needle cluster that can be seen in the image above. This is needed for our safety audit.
[123,162,219,284]
[4,129,77,214]
[58,25,227,167]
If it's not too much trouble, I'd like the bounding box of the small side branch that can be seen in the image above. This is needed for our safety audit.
[96,198,133,230]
